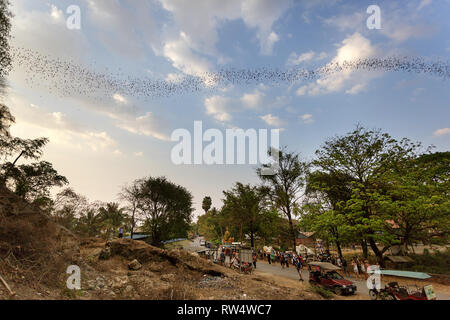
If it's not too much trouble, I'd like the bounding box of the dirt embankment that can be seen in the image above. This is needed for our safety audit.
[0,186,320,300]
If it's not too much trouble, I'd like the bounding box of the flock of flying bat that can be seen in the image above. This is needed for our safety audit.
[10,46,450,101]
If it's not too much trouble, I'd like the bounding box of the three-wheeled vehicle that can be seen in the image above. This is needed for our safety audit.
[308,261,357,295]
[368,270,436,300]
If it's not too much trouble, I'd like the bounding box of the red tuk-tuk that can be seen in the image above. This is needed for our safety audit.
[368,270,436,300]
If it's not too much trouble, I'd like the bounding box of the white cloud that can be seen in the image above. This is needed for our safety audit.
[300,113,314,124]
[287,50,328,65]
[204,96,235,122]
[417,0,432,11]
[260,114,285,127]
[323,12,365,32]
[7,93,117,152]
[297,32,379,96]
[162,32,213,76]
[433,128,450,137]
[157,0,292,75]
[50,4,63,21]
[345,83,366,95]
[133,152,144,157]
[240,90,265,109]
[115,112,170,141]
[10,3,89,60]
[113,93,127,104]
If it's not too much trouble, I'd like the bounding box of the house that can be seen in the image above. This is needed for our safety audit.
[296,231,316,246]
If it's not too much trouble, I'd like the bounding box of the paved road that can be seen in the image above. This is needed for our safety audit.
[185,236,204,252]
[255,260,450,300]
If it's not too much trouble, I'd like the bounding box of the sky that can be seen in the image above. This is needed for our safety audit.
[4,0,450,219]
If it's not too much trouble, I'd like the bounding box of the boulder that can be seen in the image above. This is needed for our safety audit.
[128,259,142,270]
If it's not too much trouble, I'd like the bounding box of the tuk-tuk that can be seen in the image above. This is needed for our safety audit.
[308,261,357,295]
[369,270,436,300]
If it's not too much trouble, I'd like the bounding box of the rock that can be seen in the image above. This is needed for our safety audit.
[128,259,142,270]
[123,285,134,297]
[161,273,176,282]
[99,247,111,260]
[112,276,129,289]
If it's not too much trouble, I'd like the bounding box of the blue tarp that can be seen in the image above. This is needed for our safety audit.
[124,234,150,240]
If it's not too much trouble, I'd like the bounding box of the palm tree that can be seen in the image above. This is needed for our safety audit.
[98,202,128,238]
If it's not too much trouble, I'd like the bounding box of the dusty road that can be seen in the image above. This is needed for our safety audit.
[255,260,450,300]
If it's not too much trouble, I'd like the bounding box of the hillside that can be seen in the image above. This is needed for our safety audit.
[0,186,320,300]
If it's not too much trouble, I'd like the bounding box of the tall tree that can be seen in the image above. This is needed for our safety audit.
[98,202,128,239]
[371,151,450,252]
[222,183,266,248]
[119,182,143,239]
[202,196,212,214]
[314,125,424,265]
[257,149,309,250]
[0,106,68,202]
[136,176,193,246]
[301,171,354,259]
[0,0,12,82]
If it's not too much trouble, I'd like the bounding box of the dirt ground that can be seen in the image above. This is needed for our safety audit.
[0,238,323,300]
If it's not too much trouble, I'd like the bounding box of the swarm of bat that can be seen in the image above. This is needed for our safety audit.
[9,46,450,101]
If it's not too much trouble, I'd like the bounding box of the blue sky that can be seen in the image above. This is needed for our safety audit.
[5,0,450,218]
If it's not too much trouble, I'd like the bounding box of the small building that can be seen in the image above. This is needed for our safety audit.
[296,231,316,246]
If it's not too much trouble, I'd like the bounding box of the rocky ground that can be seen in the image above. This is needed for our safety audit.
[0,236,322,300]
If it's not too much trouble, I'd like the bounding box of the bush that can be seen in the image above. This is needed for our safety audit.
[404,248,450,275]
[309,285,334,299]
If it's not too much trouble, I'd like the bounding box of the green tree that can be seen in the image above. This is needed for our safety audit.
[0,0,12,84]
[202,196,212,214]
[0,105,67,202]
[257,149,309,250]
[135,176,193,245]
[222,182,269,248]
[98,202,128,238]
[119,182,143,239]
[301,171,354,259]
[372,151,450,252]
[314,125,424,265]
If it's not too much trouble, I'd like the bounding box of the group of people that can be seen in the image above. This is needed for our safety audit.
[350,257,372,280]
[216,246,258,271]
[263,250,306,281]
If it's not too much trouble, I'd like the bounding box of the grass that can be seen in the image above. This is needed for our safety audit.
[309,285,334,299]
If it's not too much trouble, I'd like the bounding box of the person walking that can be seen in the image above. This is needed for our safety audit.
[284,253,289,268]
[341,257,349,277]
[280,253,285,269]
[352,258,360,279]
[296,256,304,281]
[118,226,124,238]
[252,252,257,269]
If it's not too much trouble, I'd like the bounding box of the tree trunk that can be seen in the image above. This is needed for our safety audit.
[250,230,254,248]
[368,238,385,267]
[130,207,136,240]
[336,241,343,260]
[287,214,296,251]
[361,240,368,259]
